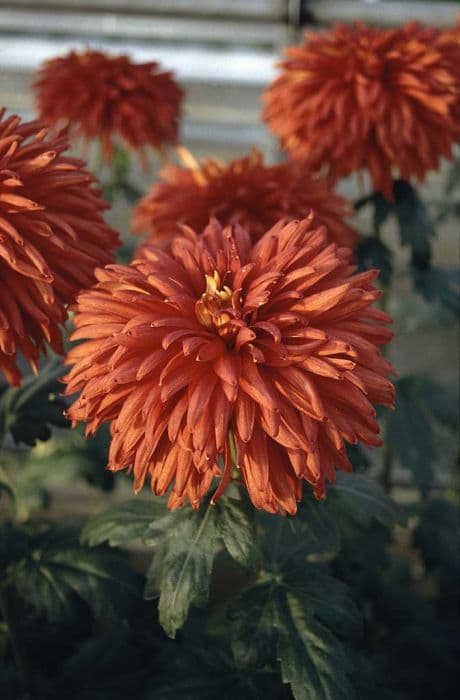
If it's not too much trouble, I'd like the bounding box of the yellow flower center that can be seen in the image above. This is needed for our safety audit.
[195,271,241,339]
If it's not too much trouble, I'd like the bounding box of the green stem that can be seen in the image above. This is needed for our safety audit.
[0,584,37,699]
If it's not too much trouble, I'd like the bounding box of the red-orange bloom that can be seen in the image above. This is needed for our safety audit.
[34,49,184,161]
[64,217,394,514]
[263,22,459,200]
[0,110,119,385]
[437,22,460,139]
[131,149,358,249]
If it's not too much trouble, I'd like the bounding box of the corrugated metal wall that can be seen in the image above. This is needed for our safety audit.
[0,1,457,159]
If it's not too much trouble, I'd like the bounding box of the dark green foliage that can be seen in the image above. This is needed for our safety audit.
[149,642,282,700]
[0,359,68,446]
[45,627,158,700]
[392,179,459,310]
[218,504,362,700]
[354,191,392,233]
[326,471,402,528]
[2,524,139,624]
[355,178,460,312]
[413,499,460,609]
[393,179,433,266]
[81,498,167,547]
[148,494,260,638]
[83,490,260,639]
[149,500,220,638]
[387,375,458,494]
[274,590,355,700]
[356,237,393,285]
[411,265,460,313]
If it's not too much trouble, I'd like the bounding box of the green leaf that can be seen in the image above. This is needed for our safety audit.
[274,588,355,700]
[261,497,340,568]
[149,645,280,700]
[387,376,449,495]
[357,237,393,285]
[413,498,460,605]
[142,493,259,638]
[411,265,459,313]
[215,494,260,570]
[5,528,139,623]
[81,499,167,547]
[354,191,393,234]
[326,472,401,528]
[227,582,276,670]
[226,563,361,677]
[287,568,362,640]
[0,359,68,446]
[393,179,434,265]
[413,499,460,570]
[151,503,219,638]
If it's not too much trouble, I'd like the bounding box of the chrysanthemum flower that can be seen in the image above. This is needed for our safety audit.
[64,217,394,514]
[263,22,459,200]
[437,22,460,139]
[131,149,358,249]
[34,49,184,161]
[0,110,119,385]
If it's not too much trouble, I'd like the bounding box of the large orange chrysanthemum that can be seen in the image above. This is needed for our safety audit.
[64,217,394,514]
[263,22,459,200]
[34,49,184,161]
[0,110,119,385]
[131,149,358,249]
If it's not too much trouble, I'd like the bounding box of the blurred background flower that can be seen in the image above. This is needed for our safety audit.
[0,110,119,385]
[131,148,358,249]
[263,21,459,200]
[34,49,184,164]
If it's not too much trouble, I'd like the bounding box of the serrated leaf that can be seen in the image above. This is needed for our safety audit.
[81,499,167,547]
[326,472,400,527]
[5,529,138,623]
[227,582,275,670]
[287,568,362,640]
[274,588,355,700]
[146,493,259,637]
[215,494,260,570]
[0,359,68,446]
[152,503,218,638]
